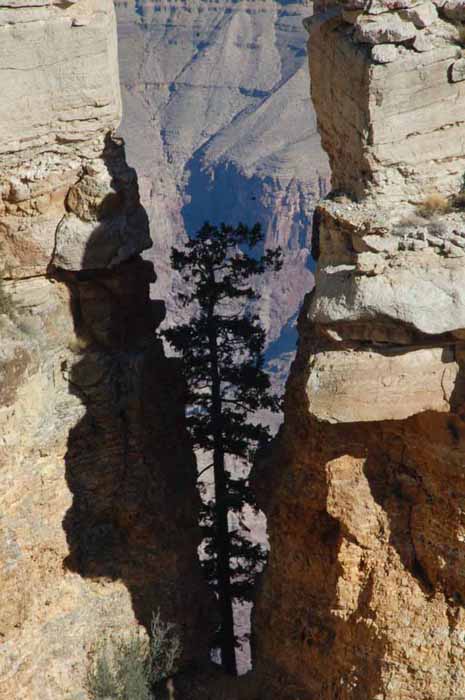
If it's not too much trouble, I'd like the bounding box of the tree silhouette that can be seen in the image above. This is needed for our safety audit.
[163,222,282,675]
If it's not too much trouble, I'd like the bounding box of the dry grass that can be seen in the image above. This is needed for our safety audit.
[416,193,451,218]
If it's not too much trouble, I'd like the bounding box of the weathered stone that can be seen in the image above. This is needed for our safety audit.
[311,252,465,335]
[403,1,439,27]
[309,10,465,201]
[450,56,465,81]
[306,346,460,422]
[353,13,417,44]
[436,0,465,21]
[371,43,400,62]
[412,29,434,50]
[254,2,465,698]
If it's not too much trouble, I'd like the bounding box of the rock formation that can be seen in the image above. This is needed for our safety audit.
[254,2,465,698]
[0,3,212,698]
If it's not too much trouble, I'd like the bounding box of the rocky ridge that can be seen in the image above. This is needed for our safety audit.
[0,3,212,698]
[254,2,465,698]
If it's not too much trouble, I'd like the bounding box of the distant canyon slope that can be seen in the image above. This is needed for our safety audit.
[115,0,329,386]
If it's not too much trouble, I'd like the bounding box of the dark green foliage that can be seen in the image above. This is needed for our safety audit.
[163,222,282,674]
[113,635,152,700]
[200,495,268,601]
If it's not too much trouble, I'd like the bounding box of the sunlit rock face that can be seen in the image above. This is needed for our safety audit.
[115,0,330,384]
[310,0,465,202]
[0,2,213,698]
[253,2,465,698]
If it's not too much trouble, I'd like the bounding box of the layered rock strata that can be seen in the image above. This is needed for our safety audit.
[254,2,465,698]
[309,0,465,202]
[115,0,330,366]
[0,3,211,699]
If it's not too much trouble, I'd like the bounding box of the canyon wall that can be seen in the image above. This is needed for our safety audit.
[115,0,329,389]
[254,2,465,698]
[0,3,212,698]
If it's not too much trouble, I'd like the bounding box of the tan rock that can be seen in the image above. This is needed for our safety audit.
[308,7,465,201]
[306,346,461,422]
[353,13,417,44]
[0,2,213,699]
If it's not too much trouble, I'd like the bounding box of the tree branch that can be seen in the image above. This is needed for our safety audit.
[197,463,214,480]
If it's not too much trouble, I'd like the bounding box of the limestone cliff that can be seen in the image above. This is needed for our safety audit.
[0,3,212,698]
[254,2,465,698]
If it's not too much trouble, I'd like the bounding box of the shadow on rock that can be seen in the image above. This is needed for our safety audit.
[55,134,213,660]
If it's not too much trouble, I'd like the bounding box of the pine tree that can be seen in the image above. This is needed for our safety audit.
[163,222,282,675]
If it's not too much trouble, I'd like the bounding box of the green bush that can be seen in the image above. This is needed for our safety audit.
[86,642,120,699]
[86,611,182,700]
[150,610,182,685]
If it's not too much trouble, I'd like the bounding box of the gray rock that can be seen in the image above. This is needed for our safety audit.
[403,1,439,27]
[450,57,465,81]
[311,256,465,335]
[372,44,400,62]
[354,13,417,44]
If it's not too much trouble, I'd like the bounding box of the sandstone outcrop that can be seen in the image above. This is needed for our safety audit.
[0,3,212,698]
[254,2,465,698]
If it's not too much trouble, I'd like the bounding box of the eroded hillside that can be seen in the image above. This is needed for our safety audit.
[115,0,329,384]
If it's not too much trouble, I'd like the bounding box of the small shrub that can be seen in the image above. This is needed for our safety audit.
[417,193,451,218]
[150,610,182,684]
[448,172,465,209]
[0,280,16,319]
[86,611,182,700]
[67,336,90,355]
[86,640,120,699]
[113,635,152,700]
[86,632,151,700]
[396,212,426,229]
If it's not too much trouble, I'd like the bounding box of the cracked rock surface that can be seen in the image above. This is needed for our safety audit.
[253,1,465,698]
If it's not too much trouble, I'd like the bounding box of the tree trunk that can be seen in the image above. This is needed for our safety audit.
[208,305,237,676]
